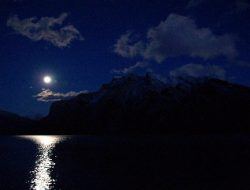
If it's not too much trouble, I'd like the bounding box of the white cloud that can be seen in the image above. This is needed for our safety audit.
[7,13,83,48]
[144,14,237,62]
[34,89,88,102]
[114,31,144,58]
[170,63,226,79]
[115,14,237,62]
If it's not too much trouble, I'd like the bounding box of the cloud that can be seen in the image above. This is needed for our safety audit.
[170,63,226,79]
[186,0,250,13]
[235,0,250,12]
[112,61,148,74]
[34,89,88,102]
[115,14,237,62]
[237,60,250,67]
[186,0,206,9]
[7,13,83,48]
[114,31,144,58]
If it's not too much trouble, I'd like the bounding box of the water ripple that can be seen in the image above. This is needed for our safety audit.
[20,136,66,190]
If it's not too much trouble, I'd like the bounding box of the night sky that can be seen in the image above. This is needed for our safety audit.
[0,0,249,116]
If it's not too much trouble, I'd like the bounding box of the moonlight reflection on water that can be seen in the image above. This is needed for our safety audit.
[20,136,66,190]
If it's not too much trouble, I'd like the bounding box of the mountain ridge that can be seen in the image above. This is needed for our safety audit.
[0,74,249,134]
[42,74,250,134]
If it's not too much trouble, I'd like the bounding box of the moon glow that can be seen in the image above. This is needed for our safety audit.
[43,76,52,84]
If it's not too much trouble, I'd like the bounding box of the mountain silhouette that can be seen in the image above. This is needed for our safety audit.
[41,74,250,134]
[1,74,250,134]
[0,109,34,133]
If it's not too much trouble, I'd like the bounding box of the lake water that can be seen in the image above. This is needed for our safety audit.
[1,135,250,190]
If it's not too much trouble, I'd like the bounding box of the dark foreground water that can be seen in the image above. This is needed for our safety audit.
[1,135,250,190]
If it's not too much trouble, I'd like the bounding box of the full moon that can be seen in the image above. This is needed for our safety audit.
[43,76,52,84]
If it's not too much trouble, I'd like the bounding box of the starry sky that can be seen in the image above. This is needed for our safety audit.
[0,0,249,116]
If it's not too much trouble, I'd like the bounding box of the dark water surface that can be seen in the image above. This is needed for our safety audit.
[1,135,250,190]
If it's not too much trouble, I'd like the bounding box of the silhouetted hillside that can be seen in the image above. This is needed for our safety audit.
[40,74,250,134]
[0,109,35,133]
[0,74,249,134]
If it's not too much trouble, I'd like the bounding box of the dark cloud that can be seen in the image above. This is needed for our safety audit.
[115,14,237,62]
[237,60,250,67]
[112,61,148,74]
[186,0,250,12]
[170,63,226,79]
[7,13,83,48]
[186,0,206,9]
[235,0,250,12]
[34,89,88,102]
